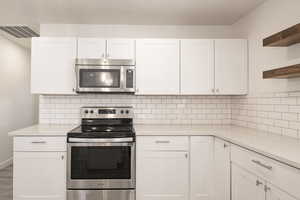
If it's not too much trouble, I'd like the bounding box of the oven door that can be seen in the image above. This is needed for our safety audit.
[67,141,135,189]
[76,65,135,93]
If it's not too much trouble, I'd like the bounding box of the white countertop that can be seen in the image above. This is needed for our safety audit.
[8,124,77,136]
[8,123,300,169]
[135,124,300,169]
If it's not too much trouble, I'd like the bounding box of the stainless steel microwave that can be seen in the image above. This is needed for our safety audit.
[75,59,136,93]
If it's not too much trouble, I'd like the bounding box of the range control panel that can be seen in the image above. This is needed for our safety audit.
[81,107,133,119]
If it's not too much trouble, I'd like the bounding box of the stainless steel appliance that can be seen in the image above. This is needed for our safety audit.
[75,59,135,93]
[67,107,135,200]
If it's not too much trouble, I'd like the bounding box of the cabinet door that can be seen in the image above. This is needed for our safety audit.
[107,39,135,60]
[181,40,215,95]
[214,138,231,200]
[266,183,297,200]
[13,152,66,200]
[31,37,77,94]
[137,150,189,200]
[136,39,180,95]
[215,39,248,95]
[232,164,265,200]
[77,38,106,59]
[190,137,214,200]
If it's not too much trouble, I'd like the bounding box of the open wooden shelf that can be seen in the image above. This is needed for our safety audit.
[263,63,300,79]
[263,23,300,47]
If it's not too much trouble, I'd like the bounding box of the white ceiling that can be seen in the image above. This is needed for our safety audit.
[0,0,266,26]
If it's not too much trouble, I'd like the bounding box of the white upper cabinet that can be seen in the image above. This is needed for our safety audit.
[215,39,248,95]
[31,37,247,95]
[214,138,231,200]
[107,39,135,60]
[77,38,135,60]
[77,38,106,59]
[136,39,180,95]
[190,137,214,200]
[181,40,215,95]
[31,37,77,94]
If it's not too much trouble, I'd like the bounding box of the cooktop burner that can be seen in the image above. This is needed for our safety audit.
[68,107,135,141]
[68,125,135,139]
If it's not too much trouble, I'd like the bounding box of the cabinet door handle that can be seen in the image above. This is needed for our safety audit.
[264,185,271,192]
[223,143,229,148]
[256,180,263,186]
[252,160,273,170]
[185,153,188,159]
[31,141,47,144]
[155,140,170,144]
[61,155,65,160]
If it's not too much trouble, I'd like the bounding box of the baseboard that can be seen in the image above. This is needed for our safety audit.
[0,157,13,170]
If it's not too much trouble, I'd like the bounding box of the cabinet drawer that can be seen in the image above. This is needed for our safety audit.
[231,145,300,198]
[14,137,66,152]
[137,136,189,151]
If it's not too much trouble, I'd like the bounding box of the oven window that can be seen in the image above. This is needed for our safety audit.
[71,146,131,179]
[79,69,120,88]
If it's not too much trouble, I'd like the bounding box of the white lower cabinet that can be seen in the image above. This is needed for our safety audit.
[190,137,214,200]
[266,183,297,200]
[136,136,189,200]
[232,164,265,200]
[137,136,215,200]
[231,145,300,200]
[213,138,230,200]
[13,137,67,200]
[232,164,298,200]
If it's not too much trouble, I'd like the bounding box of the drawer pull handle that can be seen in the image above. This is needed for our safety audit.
[155,141,170,144]
[252,160,272,170]
[31,141,47,144]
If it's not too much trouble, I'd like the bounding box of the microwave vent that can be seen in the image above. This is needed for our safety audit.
[0,26,39,38]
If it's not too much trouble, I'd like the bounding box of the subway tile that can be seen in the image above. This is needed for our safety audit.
[289,105,300,113]
[40,93,300,139]
[282,113,298,121]
[282,128,298,138]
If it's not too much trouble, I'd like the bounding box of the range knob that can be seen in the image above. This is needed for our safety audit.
[126,110,129,114]
[90,110,94,114]
[120,110,124,114]
[84,110,89,114]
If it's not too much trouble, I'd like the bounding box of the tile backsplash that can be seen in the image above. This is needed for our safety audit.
[39,93,300,139]
[39,95,232,125]
[232,92,300,139]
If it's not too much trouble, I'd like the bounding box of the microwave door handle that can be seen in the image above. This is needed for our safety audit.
[74,66,79,93]
[120,67,126,89]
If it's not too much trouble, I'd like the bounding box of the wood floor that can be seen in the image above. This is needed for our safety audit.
[0,166,13,200]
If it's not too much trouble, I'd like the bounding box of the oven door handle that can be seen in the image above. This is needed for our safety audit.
[68,138,134,143]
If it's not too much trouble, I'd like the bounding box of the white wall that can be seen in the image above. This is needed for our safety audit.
[40,24,236,38]
[231,0,300,138]
[0,34,38,167]
[232,0,300,95]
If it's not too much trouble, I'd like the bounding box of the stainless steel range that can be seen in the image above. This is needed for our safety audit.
[67,107,135,200]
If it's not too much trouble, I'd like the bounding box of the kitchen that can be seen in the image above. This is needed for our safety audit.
[1,0,300,200]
